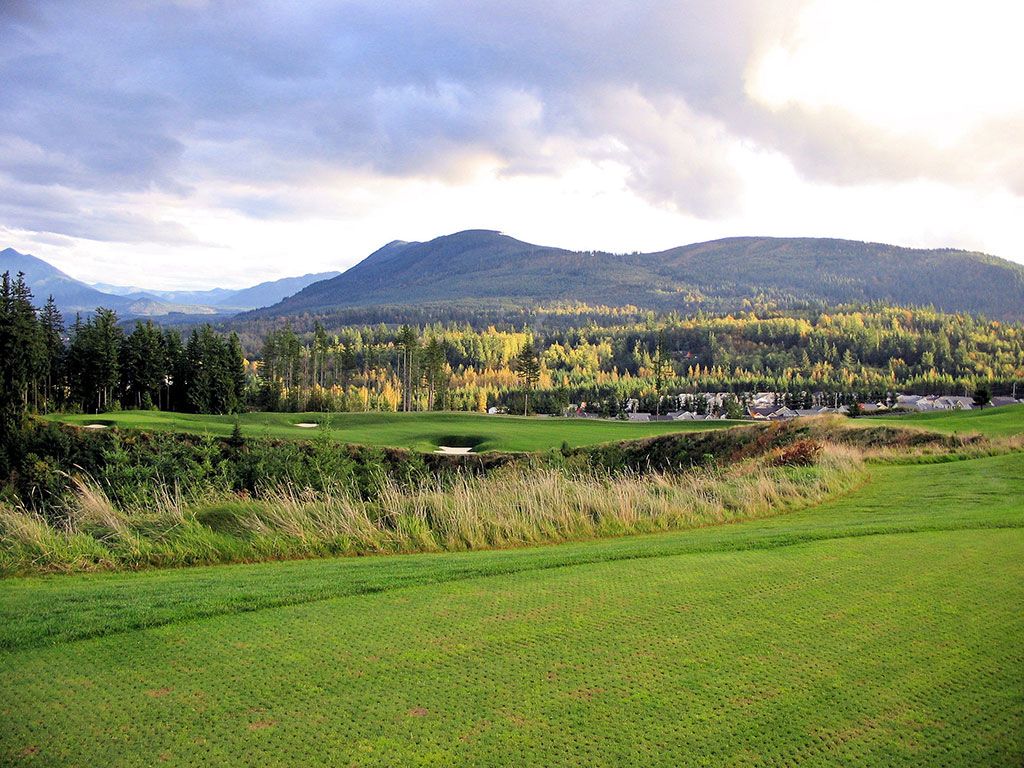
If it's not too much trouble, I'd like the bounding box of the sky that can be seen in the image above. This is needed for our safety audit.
[1,0,1022,290]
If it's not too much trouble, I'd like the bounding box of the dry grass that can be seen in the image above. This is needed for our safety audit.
[0,444,864,575]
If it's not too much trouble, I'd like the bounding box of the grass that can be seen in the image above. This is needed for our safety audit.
[865,403,1024,437]
[0,444,862,575]
[2,451,1022,765]
[43,410,737,452]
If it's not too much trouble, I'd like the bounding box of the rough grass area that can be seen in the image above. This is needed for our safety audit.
[0,444,862,575]
[44,410,738,452]
[1,452,1022,766]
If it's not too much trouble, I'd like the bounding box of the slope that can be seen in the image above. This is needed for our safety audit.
[250,231,1024,320]
[0,247,133,314]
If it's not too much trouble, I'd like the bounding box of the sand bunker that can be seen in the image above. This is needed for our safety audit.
[294,422,319,428]
[84,424,109,430]
[435,446,474,454]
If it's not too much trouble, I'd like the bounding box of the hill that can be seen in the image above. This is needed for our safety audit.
[0,247,137,315]
[248,231,1024,320]
[1,248,339,316]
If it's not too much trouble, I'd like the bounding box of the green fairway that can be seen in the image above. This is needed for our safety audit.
[44,410,737,452]
[3,452,1022,765]
[865,403,1024,437]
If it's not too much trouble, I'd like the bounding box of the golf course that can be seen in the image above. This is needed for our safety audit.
[2,406,1021,765]
[45,409,738,452]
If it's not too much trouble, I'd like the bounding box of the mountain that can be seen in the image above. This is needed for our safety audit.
[0,247,137,315]
[248,230,1024,321]
[1,248,340,317]
[216,272,340,310]
[92,272,340,310]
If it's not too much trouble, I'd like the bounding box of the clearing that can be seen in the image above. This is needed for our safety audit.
[44,410,738,453]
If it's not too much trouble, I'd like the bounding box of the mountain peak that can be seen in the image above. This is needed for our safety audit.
[248,231,1024,321]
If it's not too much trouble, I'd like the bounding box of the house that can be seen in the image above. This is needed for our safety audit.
[895,394,925,410]
[628,412,652,422]
[991,396,1020,407]
[857,402,887,413]
[933,396,974,410]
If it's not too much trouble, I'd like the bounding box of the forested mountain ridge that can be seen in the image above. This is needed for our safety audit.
[249,231,1024,321]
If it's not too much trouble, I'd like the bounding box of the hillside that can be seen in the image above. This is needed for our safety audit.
[1,248,338,316]
[249,231,1024,320]
[0,247,135,315]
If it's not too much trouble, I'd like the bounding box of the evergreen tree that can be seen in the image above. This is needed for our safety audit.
[39,296,65,411]
[421,336,448,411]
[512,340,541,416]
[228,332,247,410]
[123,320,166,409]
[0,272,39,435]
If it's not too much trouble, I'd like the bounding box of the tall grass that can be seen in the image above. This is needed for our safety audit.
[0,444,863,575]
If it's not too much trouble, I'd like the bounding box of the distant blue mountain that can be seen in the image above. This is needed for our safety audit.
[0,248,340,317]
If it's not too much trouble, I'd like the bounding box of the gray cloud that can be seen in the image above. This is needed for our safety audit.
[0,0,1019,243]
[0,174,203,245]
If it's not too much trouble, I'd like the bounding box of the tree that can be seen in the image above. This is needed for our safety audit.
[396,325,419,412]
[652,329,673,416]
[421,336,448,410]
[512,341,541,416]
[312,322,330,388]
[122,320,166,409]
[228,332,247,410]
[973,384,991,410]
[338,337,357,389]
[38,296,65,411]
[0,272,43,425]
[66,308,123,412]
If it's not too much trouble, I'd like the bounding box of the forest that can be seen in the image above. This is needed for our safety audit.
[3,270,1024,437]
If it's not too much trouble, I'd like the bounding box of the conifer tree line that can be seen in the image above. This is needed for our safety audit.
[1,272,245,433]
[5,270,1024,431]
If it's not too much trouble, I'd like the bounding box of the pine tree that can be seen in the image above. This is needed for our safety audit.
[39,296,65,411]
[228,332,247,411]
[421,336,447,411]
[512,341,541,416]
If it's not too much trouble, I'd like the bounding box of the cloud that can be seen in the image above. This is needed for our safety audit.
[0,0,1020,259]
[0,174,203,245]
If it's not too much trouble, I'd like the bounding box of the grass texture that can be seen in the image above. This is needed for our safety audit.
[1,451,1022,766]
[44,410,737,452]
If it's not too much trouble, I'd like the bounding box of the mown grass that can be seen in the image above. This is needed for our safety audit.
[865,403,1024,437]
[43,410,737,452]
[3,450,1021,652]
[1,452,1021,765]
[0,443,861,576]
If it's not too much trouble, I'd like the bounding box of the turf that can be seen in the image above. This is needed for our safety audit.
[865,403,1024,437]
[2,453,1022,765]
[43,410,737,452]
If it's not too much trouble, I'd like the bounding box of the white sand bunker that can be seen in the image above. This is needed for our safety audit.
[294,422,319,428]
[435,446,474,454]
[84,424,109,430]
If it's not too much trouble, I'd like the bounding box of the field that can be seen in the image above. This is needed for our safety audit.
[866,404,1024,437]
[45,410,737,453]
[2,440,1022,764]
